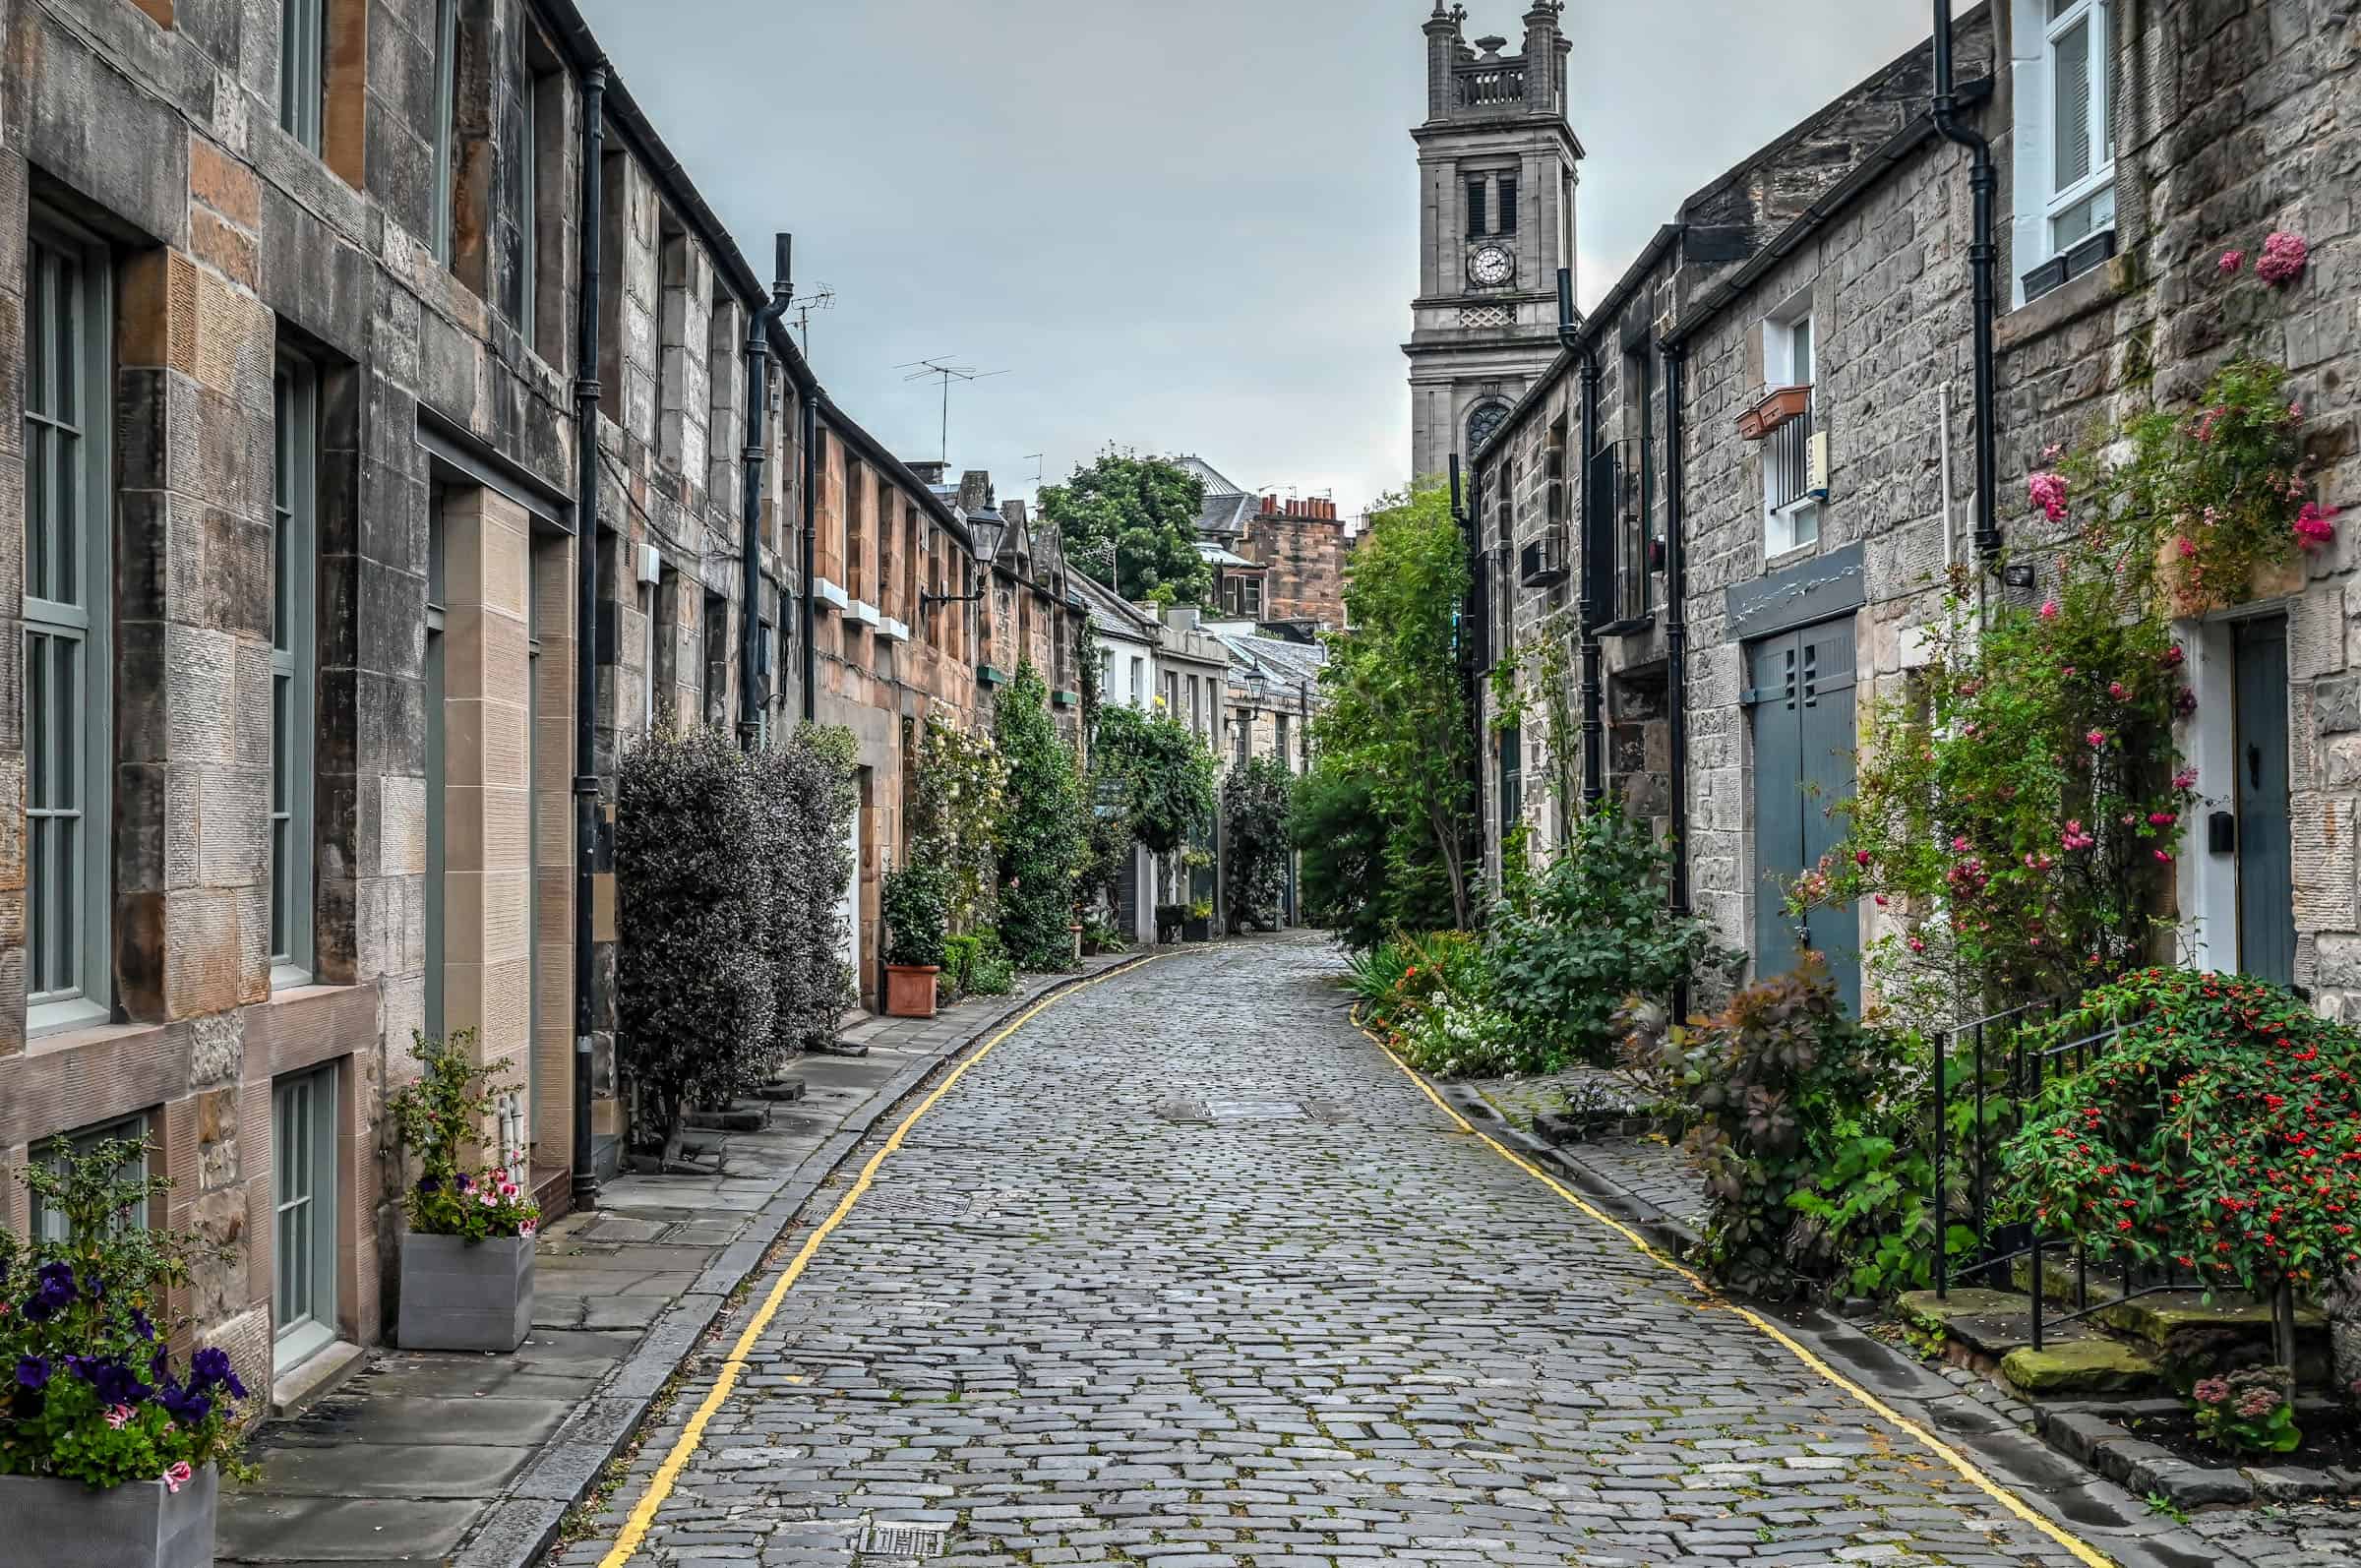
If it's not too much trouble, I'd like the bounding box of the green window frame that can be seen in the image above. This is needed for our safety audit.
[272,359,320,986]
[279,0,326,152]
[431,0,459,266]
[33,1112,151,1242]
[272,1061,340,1371]
[25,214,113,1038]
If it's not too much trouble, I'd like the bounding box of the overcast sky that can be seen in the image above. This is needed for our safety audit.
[575,1,1937,514]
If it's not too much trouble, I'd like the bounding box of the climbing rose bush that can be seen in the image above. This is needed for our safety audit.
[2000,971,2361,1298]
[1799,564,2194,1009]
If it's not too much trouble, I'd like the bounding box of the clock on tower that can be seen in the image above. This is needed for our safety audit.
[1404,4,1584,483]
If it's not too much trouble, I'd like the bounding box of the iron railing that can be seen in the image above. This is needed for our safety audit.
[1767,399,1816,514]
[1932,998,2230,1354]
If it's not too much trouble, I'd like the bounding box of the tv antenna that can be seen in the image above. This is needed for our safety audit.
[897,357,1010,464]
[1025,452,1047,490]
[788,284,834,356]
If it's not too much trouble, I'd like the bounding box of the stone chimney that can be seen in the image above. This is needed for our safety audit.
[1001,498,1028,529]
[907,459,947,486]
[957,470,993,512]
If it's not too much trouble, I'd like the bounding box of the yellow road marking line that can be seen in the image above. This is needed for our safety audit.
[595,959,1161,1568]
[1358,1015,2116,1568]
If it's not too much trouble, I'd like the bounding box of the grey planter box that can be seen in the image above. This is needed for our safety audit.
[0,1464,217,1568]
[397,1232,534,1353]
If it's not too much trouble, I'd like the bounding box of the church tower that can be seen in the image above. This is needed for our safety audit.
[1405,3,1583,484]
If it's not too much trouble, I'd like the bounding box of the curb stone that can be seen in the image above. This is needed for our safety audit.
[449,951,1156,1568]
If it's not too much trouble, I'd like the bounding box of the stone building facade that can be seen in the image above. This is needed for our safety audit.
[1240,495,1350,633]
[0,0,1065,1405]
[1473,0,2361,1032]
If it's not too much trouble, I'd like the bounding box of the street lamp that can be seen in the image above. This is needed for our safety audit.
[920,507,1010,617]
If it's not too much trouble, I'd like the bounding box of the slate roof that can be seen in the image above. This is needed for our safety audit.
[1215,631,1327,695]
[1174,455,1256,538]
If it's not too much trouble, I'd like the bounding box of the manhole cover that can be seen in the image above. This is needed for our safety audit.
[1205,1099,1304,1120]
[860,1523,947,1558]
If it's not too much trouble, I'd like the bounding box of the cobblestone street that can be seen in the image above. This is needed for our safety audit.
[567,935,2264,1568]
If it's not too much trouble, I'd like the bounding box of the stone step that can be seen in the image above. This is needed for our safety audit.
[2009,1259,2332,1379]
[1899,1288,2164,1395]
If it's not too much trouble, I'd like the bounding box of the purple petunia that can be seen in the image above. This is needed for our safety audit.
[190,1347,247,1401]
[15,1356,50,1391]
[156,1380,212,1425]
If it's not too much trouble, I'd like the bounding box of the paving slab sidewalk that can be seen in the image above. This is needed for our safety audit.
[217,951,1148,1568]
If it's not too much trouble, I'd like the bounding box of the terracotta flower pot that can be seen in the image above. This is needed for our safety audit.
[883,964,939,1018]
[0,1464,217,1568]
[1742,384,1811,441]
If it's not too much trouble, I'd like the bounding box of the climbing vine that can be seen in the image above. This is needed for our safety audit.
[1486,611,1580,829]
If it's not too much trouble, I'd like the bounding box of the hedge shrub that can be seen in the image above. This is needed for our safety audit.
[616,725,775,1163]
[994,663,1086,971]
[618,723,858,1163]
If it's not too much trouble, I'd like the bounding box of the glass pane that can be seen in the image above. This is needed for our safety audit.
[27,251,50,420]
[55,428,77,607]
[2054,20,2093,191]
[27,631,48,811]
[55,635,77,811]
[1791,317,1813,385]
[27,427,47,601]
[50,818,76,998]
[52,255,78,428]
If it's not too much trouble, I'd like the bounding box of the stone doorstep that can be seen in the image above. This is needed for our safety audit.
[269,1338,368,1419]
[2033,1398,2361,1511]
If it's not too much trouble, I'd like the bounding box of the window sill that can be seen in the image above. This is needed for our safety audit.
[28,997,120,1045]
[1997,252,2134,355]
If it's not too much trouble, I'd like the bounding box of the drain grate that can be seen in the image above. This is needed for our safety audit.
[860,1523,948,1559]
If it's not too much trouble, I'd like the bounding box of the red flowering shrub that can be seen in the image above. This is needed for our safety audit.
[2001,971,2361,1297]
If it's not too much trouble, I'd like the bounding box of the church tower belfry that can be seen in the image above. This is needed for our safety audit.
[1406,3,1583,485]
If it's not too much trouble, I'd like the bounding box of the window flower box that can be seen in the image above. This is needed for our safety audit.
[1738,384,1811,443]
[0,1465,218,1568]
[397,1233,534,1353]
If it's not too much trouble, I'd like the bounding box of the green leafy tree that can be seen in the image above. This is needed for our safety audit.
[1091,703,1216,859]
[1221,756,1294,933]
[994,662,1088,970]
[1313,483,1477,927]
[1038,450,1214,606]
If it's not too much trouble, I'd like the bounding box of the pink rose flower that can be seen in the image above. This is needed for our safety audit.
[2154,848,2174,864]
[2087,729,2107,750]
[2295,501,2338,550]
[2039,600,2060,621]
[2108,682,2127,700]
[2028,471,2070,522]
[2172,766,2200,791]
[2256,230,2309,285]
[2219,249,2245,273]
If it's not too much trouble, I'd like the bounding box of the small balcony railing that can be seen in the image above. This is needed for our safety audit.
[1767,397,1816,514]
[1456,65,1527,109]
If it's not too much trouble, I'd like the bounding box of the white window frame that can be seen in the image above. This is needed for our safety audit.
[1762,298,1820,559]
[431,0,459,266]
[33,1112,151,1242]
[2012,0,2116,302]
[279,0,326,152]
[272,358,320,989]
[272,1062,341,1372]
[25,213,114,1039]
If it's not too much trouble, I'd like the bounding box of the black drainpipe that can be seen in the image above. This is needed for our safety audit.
[1559,269,1604,812]
[1664,339,1693,1015]
[1934,0,2001,557]
[738,235,794,751]
[801,397,818,721]
[570,66,607,1208]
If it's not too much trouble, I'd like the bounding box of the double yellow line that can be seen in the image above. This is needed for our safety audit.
[595,959,1160,1568]
[1360,1019,2115,1568]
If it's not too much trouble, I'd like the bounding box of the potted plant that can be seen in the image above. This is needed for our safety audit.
[0,1134,253,1568]
[1183,899,1214,943]
[880,864,949,1018]
[1154,903,1186,944]
[390,1031,541,1354]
